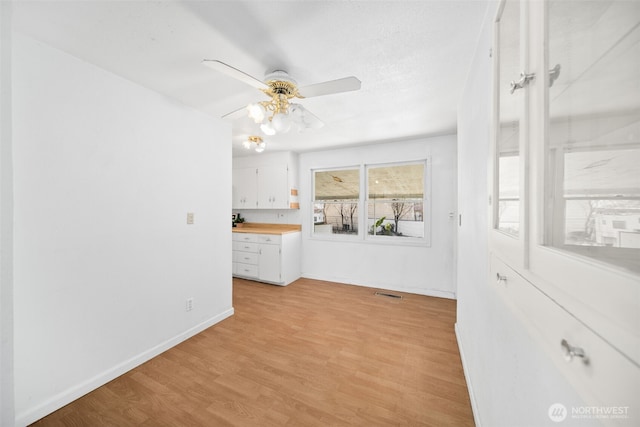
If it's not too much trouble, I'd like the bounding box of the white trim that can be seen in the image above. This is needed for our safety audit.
[455,323,482,427]
[300,273,455,300]
[15,308,234,427]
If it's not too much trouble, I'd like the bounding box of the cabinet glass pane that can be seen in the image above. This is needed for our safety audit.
[496,0,521,236]
[546,0,640,273]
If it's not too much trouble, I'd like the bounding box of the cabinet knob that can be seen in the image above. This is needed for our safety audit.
[560,339,588,364]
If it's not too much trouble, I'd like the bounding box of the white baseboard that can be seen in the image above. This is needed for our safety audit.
[16,307,234,427]
[455,322,481,427]
[300,273,456,299]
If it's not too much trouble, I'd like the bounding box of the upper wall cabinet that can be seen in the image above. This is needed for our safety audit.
[491,0,640,405]
[233,167,259,209]
[233,152,299,210]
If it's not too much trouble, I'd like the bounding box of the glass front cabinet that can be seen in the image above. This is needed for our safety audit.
[490,0,639,415]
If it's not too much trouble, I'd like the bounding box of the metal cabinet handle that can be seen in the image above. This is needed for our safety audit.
[510,71,535,94]
[549,64,561,87]
[561,339,588,364]
[496,273,507,285]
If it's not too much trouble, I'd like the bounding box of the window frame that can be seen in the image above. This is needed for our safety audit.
[365,160,430,246]
[311,165,362,241]
[311,159,431,247]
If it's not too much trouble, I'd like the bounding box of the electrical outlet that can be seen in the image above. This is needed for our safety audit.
[187,212,194,224]
[186,298,194,312]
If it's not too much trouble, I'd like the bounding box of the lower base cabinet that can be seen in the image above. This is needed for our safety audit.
[232,232,301,286]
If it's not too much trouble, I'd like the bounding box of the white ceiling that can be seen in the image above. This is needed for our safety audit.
[12,0,489,156]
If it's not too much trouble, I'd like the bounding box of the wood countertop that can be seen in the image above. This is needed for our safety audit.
[232,223,301,235]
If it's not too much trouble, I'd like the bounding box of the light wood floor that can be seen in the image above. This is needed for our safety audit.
[32,278,474,426]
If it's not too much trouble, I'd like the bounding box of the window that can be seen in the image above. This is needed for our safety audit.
[312,161,429,244]
[367,162,426,239]
[313,168,360,235]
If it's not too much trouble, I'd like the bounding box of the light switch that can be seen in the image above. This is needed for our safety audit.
[187,212,194,225]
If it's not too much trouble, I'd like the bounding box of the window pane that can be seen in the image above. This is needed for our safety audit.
[367,201,424,238]
[368,164,423,199]
[367,163,425,239]
[313,168,359,236]
[496,0,521,237]
[314,201,358,234]
[546,0,640,273]
[314,169,359,200]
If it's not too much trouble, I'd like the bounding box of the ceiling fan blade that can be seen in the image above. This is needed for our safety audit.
[202,60,269,90]
[221,105,247,120]
[298,76,361,98]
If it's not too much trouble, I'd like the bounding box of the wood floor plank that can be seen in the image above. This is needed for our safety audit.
[31,278,474,426]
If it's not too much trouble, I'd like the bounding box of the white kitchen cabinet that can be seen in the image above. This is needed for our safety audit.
[257,166,289,209]
[232,167,258,209]
[257,235,281,282]
[232,232,301,286]
[232,151,299,210]
[232,233,259,279]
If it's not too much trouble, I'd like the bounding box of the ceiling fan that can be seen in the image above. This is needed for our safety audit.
[202,60,361,135]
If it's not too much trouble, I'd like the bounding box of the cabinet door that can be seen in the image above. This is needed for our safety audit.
[257,166,289,209]
[258,244,281,283]
[528,0,640,364]
[490,0,528,269]
[233,168,258,209]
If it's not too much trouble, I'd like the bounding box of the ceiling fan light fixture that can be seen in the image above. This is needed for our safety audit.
[247,103,266,123]
[260,121,276,136]
[244,135,266,153]
[255,141,266,153]
[204,61,358,138]
[272,112,292,133]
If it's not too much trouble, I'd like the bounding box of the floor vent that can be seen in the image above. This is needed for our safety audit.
[375,292,403,299]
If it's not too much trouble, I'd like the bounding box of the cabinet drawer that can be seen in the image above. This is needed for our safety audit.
[490,254,640,414]
[233,241,259,253]
[234,251,258,265]
[235,263,258,278]
[258,234,281,245]
[233,233,258,243]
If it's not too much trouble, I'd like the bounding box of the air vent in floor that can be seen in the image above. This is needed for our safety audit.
[374,291,402,299]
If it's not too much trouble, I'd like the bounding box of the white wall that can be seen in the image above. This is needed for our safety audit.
[299,136,457,298]
[12,34,233,426]
[0,2,15,426]
[455,3,594,426]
